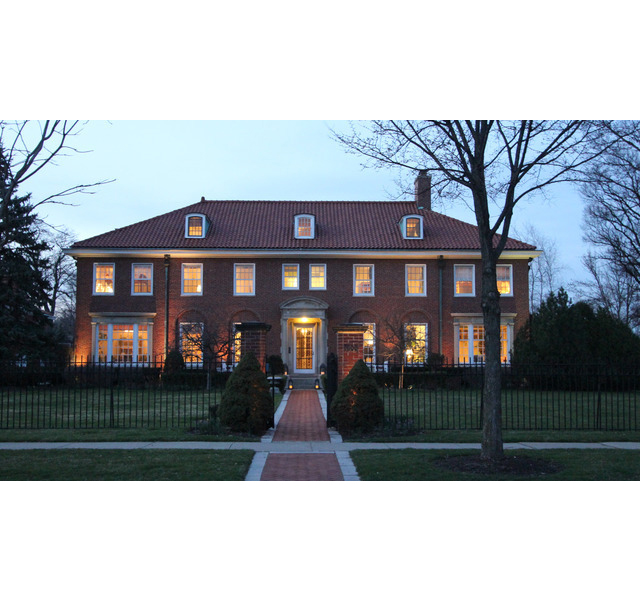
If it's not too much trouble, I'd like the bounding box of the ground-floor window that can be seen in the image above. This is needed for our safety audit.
[456,323,511,364]
[404,323,427,364]
[180,322,204,365]
[95,323,150,363]
[232,323,242,365]
[362,323,376,365]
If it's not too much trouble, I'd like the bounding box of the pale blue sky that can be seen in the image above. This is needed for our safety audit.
[26,120,589,290]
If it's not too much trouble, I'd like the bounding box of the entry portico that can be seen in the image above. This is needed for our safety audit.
[280,297,329,376]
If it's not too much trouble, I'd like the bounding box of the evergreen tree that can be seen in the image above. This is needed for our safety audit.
[0,146,53,361]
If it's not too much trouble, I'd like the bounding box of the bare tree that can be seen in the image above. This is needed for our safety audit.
[38,226,77,317]
[572,252,640,332]
[582,121,640,286]
[513,224,565,311]
[334,120,623,460]
[0,120,112,245]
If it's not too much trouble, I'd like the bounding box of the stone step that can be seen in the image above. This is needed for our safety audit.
[290,375,321,389]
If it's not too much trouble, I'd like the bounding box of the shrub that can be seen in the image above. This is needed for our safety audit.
[331,359,384,435]
[218,352,274,435]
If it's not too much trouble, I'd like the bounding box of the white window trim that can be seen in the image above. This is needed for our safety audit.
[93,263,115,296]
[353,264,375,296]
[361,322,376,366]
[453,319,513,365]
[454,264,476,297]
[282,263,300,290]
[131,263,153,296]
[405,264,427,297]
[497,264,514,297]
[402,215,424,240]
[185,213,207,239]
[93,322,152,364]
[234,263,256,296]
[309,263,327,290]
[181,263,203,296]
[294,214,315,239]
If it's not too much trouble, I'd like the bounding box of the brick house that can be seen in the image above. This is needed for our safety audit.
[67,174,538,380]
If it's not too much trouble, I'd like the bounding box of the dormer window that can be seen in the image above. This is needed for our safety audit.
[402,215,423,239]
[185,214,207,238]
[295,214,315,239]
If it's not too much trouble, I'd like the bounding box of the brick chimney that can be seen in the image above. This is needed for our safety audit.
[414,170,431,211]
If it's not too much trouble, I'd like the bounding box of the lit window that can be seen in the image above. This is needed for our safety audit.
[354,264,374,296]
[132,264,153,295]
[185,214,207,238]
[94,263,114,295]
[497,265,513,296]
[232,323,242,365]
[403,216,423,239]
[456,323,510,364]
[363,323,376,365]
[406,264,426,296]
[282,264,299,290]
[295,215,315,239]
[309,264,326,290]
[182,264,203,295]
[234,263,255,295]
[95,323,150,363]
[454,265,475,296]
[180,322,203,365]
[404,323,427,364]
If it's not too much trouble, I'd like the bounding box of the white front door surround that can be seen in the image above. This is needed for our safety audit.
[280,297,328,375]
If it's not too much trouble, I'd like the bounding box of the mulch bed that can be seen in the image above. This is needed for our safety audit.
[434,454,562,477]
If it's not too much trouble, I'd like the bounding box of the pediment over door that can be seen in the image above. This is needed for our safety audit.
[280,297,328,320]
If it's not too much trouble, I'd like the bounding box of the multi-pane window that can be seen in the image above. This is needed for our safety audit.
[94,263,114,295]
[404,217,422,239]
[132,264,153,295]
[363,323,376,365]
[180,322,203,365]
[282,264,299,289]
[496,265,513,296]
[295,215,315,239]
[182,263,203,295]
[406,264,426,296]
[309,264,326,290]
[404,323,427,364]
[354,264,374,296]
[233,323,242,365]
[185,214,206,238]
[96,323,149,363]
[454,265,475,296]
[457,324,509,364]
[234,263,255,295]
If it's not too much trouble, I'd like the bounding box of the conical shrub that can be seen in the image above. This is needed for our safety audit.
[218,352,273,435]
[331,359,384,435]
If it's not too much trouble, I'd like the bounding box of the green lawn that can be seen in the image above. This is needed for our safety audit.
[0,449,255,480]
[350,448,640,480]
[379,387,640,431]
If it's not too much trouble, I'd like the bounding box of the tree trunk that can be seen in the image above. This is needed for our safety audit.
[480,257,504,460]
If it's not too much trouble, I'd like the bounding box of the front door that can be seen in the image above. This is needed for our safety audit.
[295,325,314,373]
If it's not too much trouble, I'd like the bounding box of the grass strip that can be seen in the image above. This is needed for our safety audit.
[0,450,255,481]
[350,448,640,481]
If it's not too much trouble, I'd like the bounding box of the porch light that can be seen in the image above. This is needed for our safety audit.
[319,364,326,375]
[314,379,320,389]
[287,378,294,390]
[300,317,310,323]
[283,364,288,376]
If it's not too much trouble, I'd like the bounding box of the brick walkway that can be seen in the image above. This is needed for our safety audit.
[260,389,345,481]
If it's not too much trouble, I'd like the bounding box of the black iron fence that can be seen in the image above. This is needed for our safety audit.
[0,359,283,430]
[371,362,640,432]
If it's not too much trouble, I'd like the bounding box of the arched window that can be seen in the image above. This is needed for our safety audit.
[185,214,208,238]
[401,215,423,239]
[294,214,315,239]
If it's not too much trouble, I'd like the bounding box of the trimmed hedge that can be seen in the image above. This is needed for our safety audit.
[331,359,384,435]
[218,352,274,435]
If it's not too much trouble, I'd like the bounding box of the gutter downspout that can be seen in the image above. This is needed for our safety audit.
[438,255,445,357]
[164,254,170,357]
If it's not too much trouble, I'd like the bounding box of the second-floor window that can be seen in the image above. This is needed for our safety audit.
[497,265,513,296]
[94,263,114,295]
[182,263,203,295]
[282,264,299,289]
[309,264,326,290]
[454,265,475,296]
[354,264,374,296]
[132,264,153,295]
[234,263,255,295]
[406,264,426,296]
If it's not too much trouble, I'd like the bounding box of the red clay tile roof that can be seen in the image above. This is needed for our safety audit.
[71,200,536,251]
